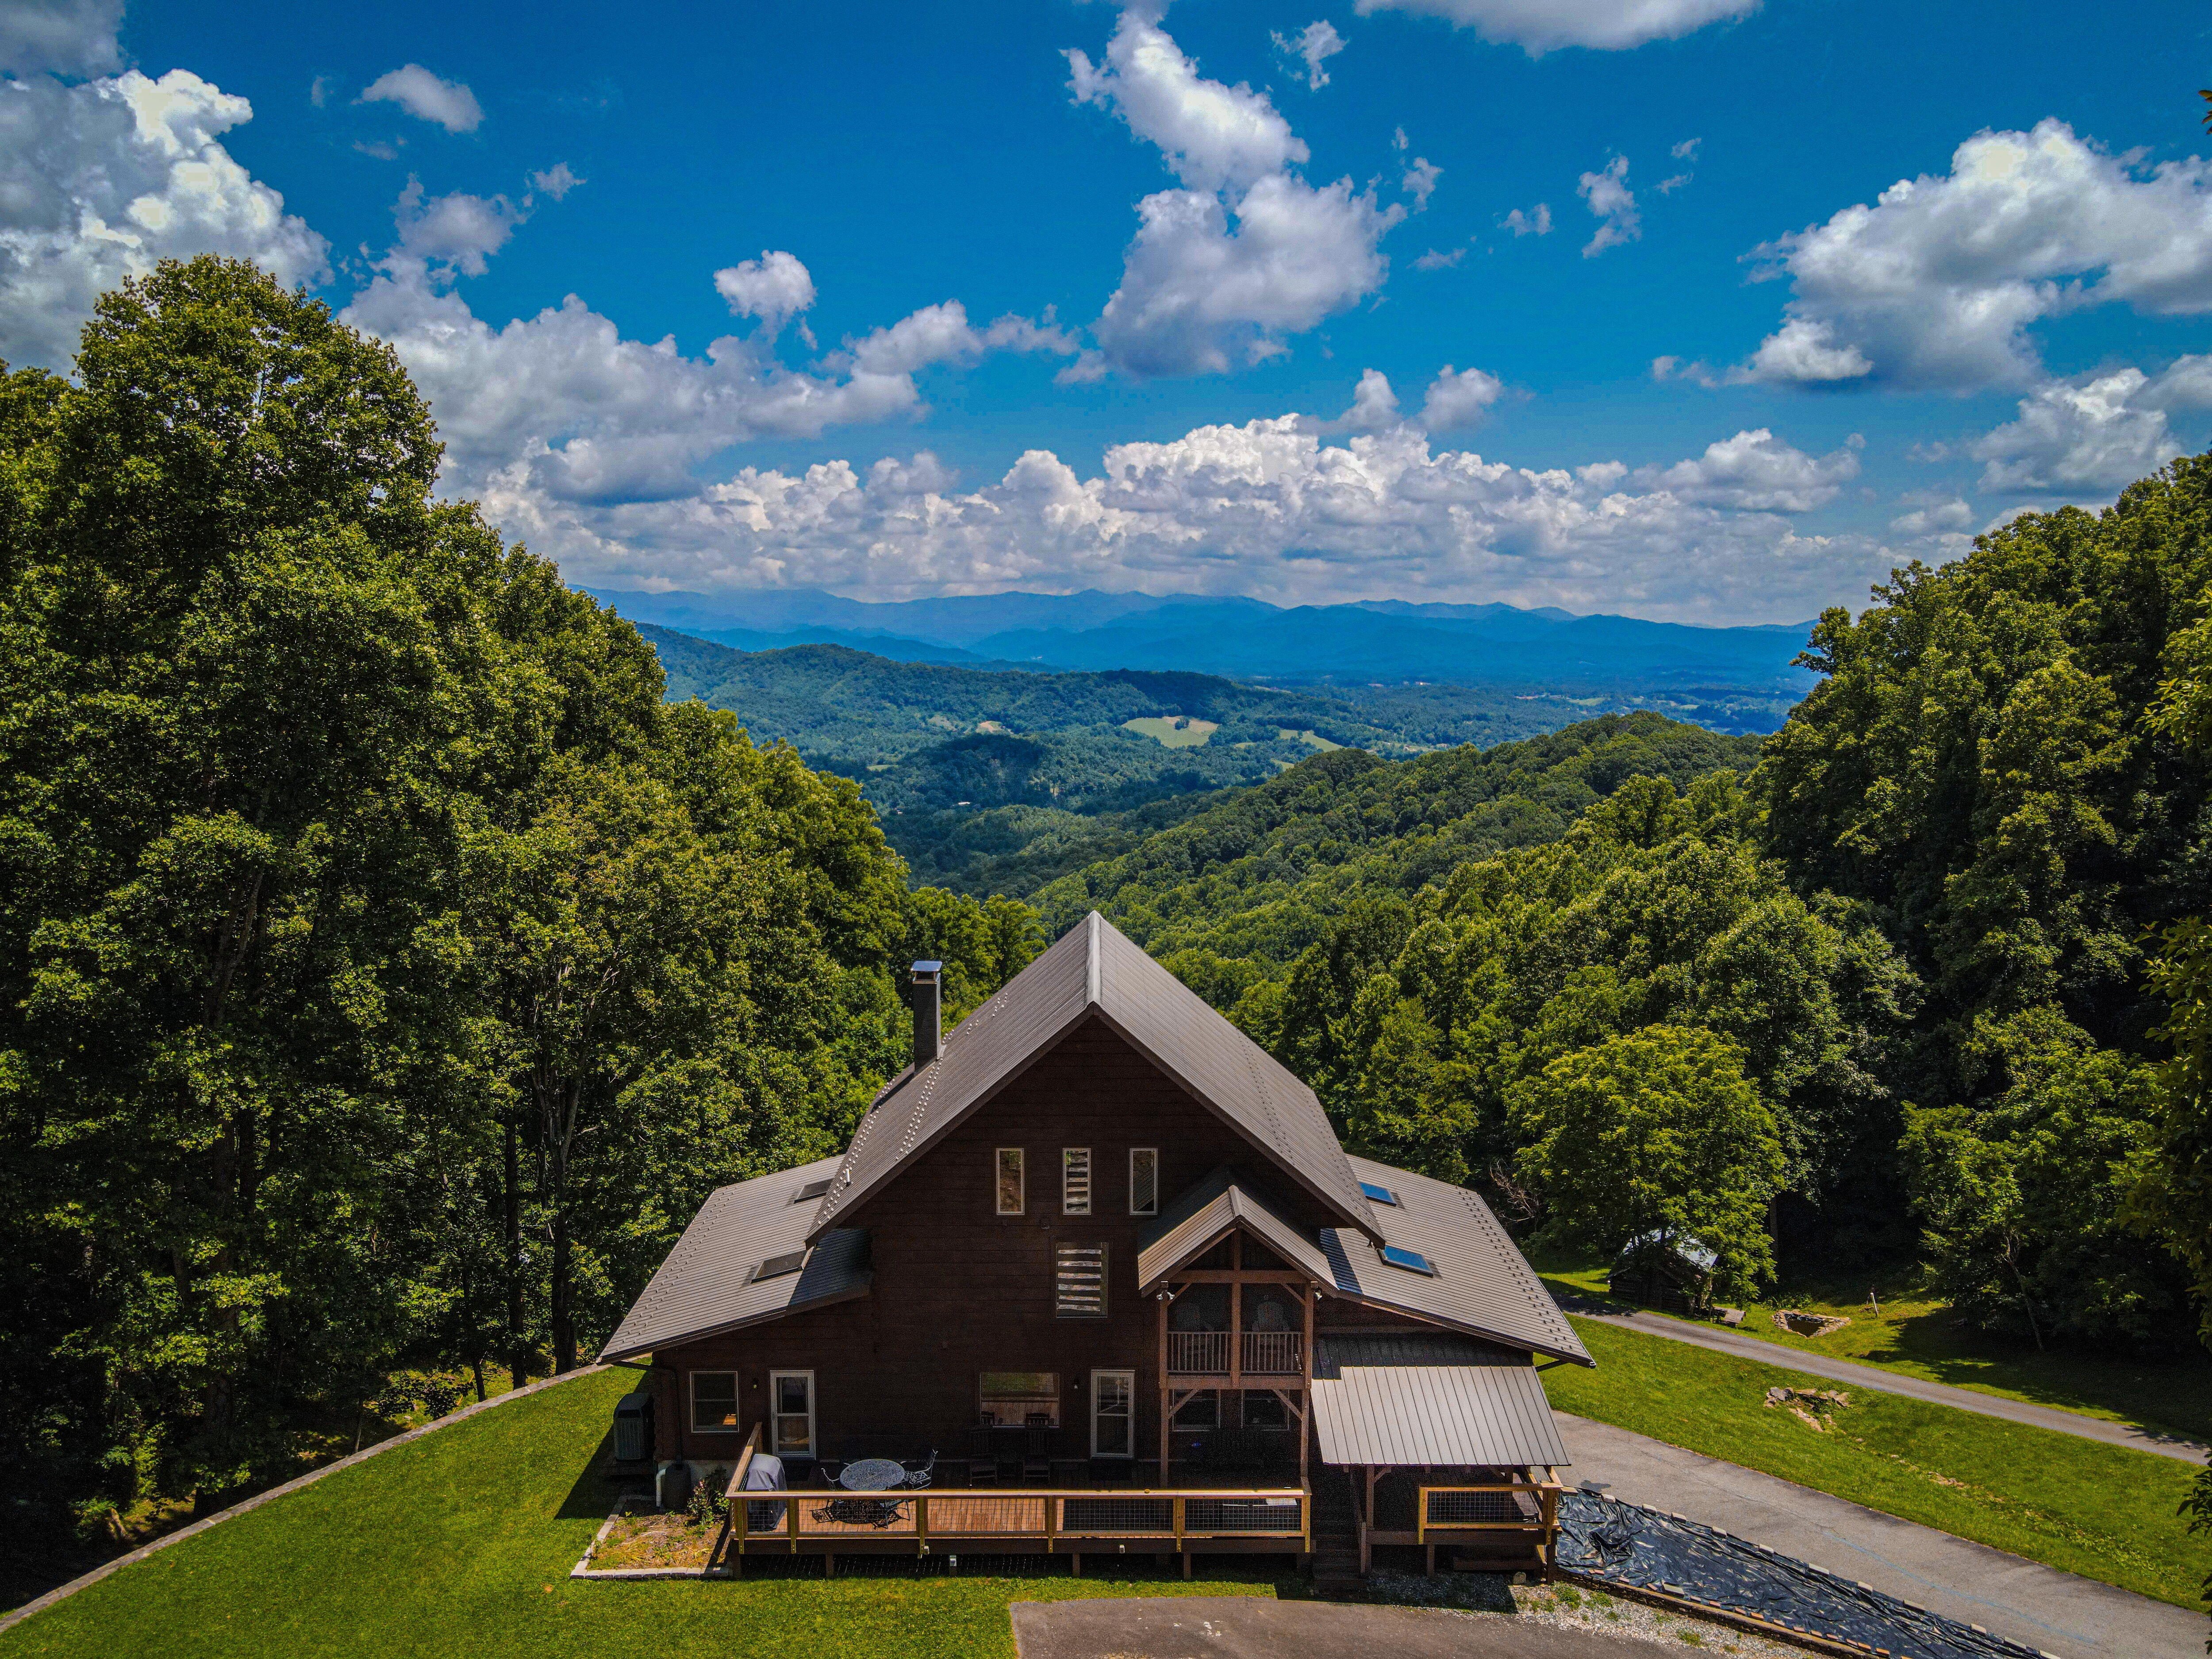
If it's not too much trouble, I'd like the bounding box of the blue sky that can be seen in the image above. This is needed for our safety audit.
[4,0,2210,622]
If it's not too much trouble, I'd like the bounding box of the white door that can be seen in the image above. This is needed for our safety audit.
[1091,1369,1134,1458]
[770,1370,815,1457]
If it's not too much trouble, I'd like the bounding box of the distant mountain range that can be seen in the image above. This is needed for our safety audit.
[580,587,1818,693]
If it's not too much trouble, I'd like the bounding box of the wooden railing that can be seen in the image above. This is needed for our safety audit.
[730,1484,1308,1555]
[1241,1331,1301,1375]
[1164,1330,1302,1375]
[1413,1481,1561,1560]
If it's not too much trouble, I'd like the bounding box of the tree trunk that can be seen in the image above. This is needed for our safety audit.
[504,1114,526,1387]
[551,1204,575,1374]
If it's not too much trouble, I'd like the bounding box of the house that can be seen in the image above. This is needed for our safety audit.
[600,912,1593,1579]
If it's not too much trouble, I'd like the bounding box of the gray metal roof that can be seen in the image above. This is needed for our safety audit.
[1312,1364,1571,1469]
[807,912,1378,1242]
[1321,1156,1592,1367]
[1313,1332,1532,1375]
[598,1157,871,1362]
[1137,1167,1337,1291]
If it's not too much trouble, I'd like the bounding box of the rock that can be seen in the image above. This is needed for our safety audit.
[1774,1308,1852,1337]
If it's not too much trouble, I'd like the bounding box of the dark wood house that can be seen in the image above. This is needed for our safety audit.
[601,913,1593,1578]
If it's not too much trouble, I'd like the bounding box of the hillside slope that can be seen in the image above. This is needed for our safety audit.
[1032,711,1761,973]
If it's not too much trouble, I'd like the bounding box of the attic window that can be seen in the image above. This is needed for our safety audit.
[753,1249,808,1283]
[1379,1244,1436,1276]
[1359,1180,1400,1206]
[791,1179,833,1204]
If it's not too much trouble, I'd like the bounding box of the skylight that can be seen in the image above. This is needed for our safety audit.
[1379,1244,1435,1276]
[753,1249,808,1282]
[792,1178,833,1203]
[1359,1180,1400,1206]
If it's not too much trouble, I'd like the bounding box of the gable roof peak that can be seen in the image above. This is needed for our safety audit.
[806,909,1380,1242]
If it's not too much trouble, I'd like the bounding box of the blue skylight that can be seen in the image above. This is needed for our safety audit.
[1379,1244,1435,1276]
[1358,1180,1400,1206]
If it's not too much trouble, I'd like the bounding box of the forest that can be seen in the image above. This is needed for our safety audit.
[3,256,2211,1594]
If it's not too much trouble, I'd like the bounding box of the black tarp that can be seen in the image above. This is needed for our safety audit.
[1554,1492,2051,1659]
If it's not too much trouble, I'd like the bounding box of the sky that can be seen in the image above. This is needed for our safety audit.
[3,0,2210,625]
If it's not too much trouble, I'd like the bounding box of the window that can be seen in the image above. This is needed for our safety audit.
[979,1371,1060,1428]
[1241,1391,1288,1431]
[691,1371,739,1433]
[1129,1147,1158,1216]
[1091,1370,1134,1457]
[792,1177,833,1203]
[1055,1242,1107,1318]
[1171,1390,1218,1429]
[752,1248,807,1283]
[1062,1147,1092,1214]
[996,1147,1025,1215]
[1379,1244,1436,1275]
[1358,1179,1400,1206]
[769,1370,815,1456]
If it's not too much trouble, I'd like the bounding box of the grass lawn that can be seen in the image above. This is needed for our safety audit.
[1547,1314,2211,1609]
[1121,716,1219,748]
[1536,1252,2212,1444]
[0,1368,1274,1659]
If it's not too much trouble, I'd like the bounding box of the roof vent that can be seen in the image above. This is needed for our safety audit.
[909,960,943,1067]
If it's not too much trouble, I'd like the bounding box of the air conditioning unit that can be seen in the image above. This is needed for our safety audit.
[613,1391,655,1463]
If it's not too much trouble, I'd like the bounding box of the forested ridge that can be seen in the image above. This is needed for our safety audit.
[6,254,2212,1608]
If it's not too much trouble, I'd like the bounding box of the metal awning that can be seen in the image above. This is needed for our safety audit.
[1312,1364,1571,1469]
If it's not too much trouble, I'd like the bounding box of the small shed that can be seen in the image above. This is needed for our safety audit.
[1609,1231,1717,1314]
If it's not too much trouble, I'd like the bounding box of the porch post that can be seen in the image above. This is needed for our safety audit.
[1300,1285,1315,1486]
[1157,1290,1171,1475]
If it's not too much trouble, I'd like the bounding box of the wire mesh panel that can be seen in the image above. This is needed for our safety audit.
[1425,1488,1538,1527]
[1058,1496,1175,1536]
[1186,1497,1304,1534]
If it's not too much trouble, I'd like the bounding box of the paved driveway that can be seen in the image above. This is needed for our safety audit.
[1011,1597,1685,1659]
[1558,1410,2204,1659]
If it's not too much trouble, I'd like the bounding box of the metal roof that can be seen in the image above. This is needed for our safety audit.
[597,1157,871,1362]
[807,912,1378,1242]
[1137,1167,1337,1291]
[1321,1156,1592,1367]
[1312,1364,1571,1469]
[1313,1331,1532,1375]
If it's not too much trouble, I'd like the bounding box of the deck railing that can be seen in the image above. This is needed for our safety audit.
[728,1485,1308,1555]
[1413,1482,1560,1559]
[1164,1330,1302,1375]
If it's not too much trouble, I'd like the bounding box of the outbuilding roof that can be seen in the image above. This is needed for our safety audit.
[806,912,1379,1243]
[597,1157,871,1363]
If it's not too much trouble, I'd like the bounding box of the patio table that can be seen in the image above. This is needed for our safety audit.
[838,1457,908,1492]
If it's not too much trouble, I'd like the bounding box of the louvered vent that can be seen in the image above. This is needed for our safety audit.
[1055,1243,1107,1318]
[1062,1147,1092,1215]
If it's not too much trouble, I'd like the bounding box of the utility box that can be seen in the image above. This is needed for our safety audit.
[656,1459,692,1513]
[613,1392,654,1463]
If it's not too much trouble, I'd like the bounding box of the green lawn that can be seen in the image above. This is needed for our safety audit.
[0,1369,1271,1659]
[1121,716,1218,749]
[1546,1315,2210,1609]
[1535,1252,2212,1444]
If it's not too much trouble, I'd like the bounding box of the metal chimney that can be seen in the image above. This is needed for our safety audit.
[909,961,943,1067]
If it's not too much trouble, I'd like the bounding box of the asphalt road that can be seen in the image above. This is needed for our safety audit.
[1010,1598,1691,1659]
[1569,1305,2207,1463]
[1557,1409,2204,1659]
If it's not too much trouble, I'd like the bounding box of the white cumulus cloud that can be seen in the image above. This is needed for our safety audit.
[1402,156,1441,211]
[714,250,817,338]
[1068,5,1402,378]
[0,0,121,77]
[1971,356,2212,493]
[1351,0,1759,55]
[1739,119,2212,391]
[1272,20,1345,91]
[360,64,483,134]
[1420,363,1504,430]
[1627,426,1861,511]
[1578,154,1640,256]
[1501,202,1551,237]
[0,68,329,368]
